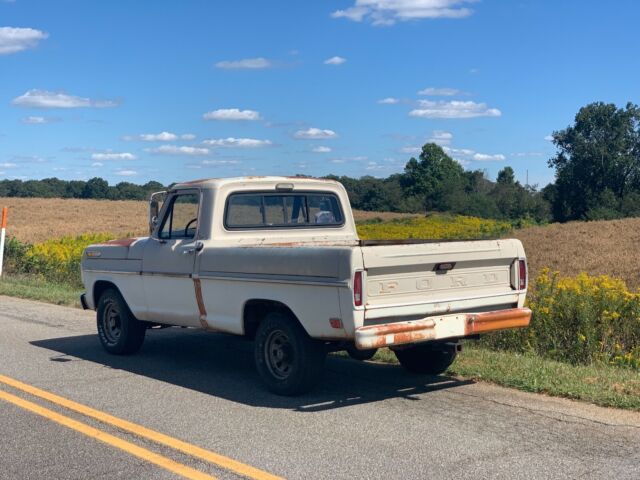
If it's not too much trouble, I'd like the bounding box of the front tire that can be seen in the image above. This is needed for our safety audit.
[394,342,457,375]
[254,312,326,395]
[96,288,146,355]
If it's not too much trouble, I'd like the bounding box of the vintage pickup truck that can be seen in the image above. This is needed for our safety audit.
[81,176,531,395]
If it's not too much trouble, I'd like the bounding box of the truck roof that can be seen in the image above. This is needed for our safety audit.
[172,176,342,191]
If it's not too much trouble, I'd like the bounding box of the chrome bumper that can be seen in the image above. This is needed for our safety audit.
[354,308,532,350]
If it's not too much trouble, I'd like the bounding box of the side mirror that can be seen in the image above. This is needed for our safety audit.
[148,191,166,235]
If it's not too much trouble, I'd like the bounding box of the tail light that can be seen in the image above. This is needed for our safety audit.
[518,259,527,290]
[353,271,363,307]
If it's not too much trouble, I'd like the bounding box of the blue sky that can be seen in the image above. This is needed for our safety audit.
[1,0,639,188]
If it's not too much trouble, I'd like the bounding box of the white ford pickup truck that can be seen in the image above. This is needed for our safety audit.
[81,176,531,395]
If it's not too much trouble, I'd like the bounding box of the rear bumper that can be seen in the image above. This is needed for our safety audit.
[354,307,531,350]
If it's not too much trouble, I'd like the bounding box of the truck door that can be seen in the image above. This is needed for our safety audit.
[142,190,202,327]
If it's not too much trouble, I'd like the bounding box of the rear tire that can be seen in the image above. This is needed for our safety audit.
[254,312,326,395]
[96,288,146,355]
[394,342,457,375]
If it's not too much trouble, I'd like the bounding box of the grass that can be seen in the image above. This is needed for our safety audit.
[0,275,83,307]
[369,346,640,410]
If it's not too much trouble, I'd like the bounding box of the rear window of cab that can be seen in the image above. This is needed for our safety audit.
[225,192,344,229]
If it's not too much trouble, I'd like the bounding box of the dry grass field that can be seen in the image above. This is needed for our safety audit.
[3,197,638,289]
[0,197,149,243]
[0,197,415,243]
[513,218,640,289]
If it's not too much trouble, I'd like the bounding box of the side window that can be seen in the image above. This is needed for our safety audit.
[159,192,200,239]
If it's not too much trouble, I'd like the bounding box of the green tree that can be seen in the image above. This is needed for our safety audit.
[402,143,465,212]
[549,102,640,221]
[81,177,110,199]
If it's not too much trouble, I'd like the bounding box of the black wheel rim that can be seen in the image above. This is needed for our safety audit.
[102,301,122,345]
[264,329,293,380]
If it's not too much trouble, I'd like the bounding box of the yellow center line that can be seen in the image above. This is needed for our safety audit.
[0,389,217,480]
[0,374,283,480]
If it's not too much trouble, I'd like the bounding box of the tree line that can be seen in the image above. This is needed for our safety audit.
[1,101,638,222]
[0,177,165,201]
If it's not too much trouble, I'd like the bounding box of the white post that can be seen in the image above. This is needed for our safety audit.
[0,207,7,277]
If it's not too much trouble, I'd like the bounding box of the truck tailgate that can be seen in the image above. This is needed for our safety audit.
[360,239,525,321]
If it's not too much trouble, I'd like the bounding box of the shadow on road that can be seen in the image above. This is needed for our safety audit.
[31,328,473,412]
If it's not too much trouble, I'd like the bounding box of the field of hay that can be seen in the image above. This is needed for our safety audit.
[513,218,640,289]
[0,197,148,243]
[2,197,638,289]
[0,197,415,243]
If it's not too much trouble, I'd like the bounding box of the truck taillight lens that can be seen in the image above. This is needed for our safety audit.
[354,271,363,307]
[518,259,527,290]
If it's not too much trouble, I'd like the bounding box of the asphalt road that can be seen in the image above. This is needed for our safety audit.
[0,296,639,480]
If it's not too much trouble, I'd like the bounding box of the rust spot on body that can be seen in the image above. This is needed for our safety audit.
[192,278,208,329]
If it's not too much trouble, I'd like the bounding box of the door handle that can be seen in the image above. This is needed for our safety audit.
[182,242,204,255]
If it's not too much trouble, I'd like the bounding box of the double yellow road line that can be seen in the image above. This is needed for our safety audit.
[0,374,283,480]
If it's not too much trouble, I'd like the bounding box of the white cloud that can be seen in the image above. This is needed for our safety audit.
[400,146,421,154]
[91,152,136,161]
[312,146,332,153]
[409,100,501,119]
[544,135,554,141]
[378,97,400,104]
[324,56,347,65]
[21,115,58,124]
[430,130,453,145]
[0,27,48,55]
[139,132,177,141]
[418,87,462,96]
[203,108,261,121]
[329,156,367,164]
[12,89,119,108]
[294,127,337,139]
[115,170,137,176]
[91,162,103,167]
[12,154,47,163]
[146,145,210,156]
[215,57,272,69]
[512,152,543,157]
[442,146,505,163]
[201,159,241,165]
[472,153,506,161]
[203,138,272,148]
[332,0,475,26]
[0,162,17,168]
[124,132,196,141]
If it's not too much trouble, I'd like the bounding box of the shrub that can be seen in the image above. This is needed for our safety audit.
[2,237,29,274]
[483,269,640,369]
[356,214,513,240]
[21,233,114,286]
